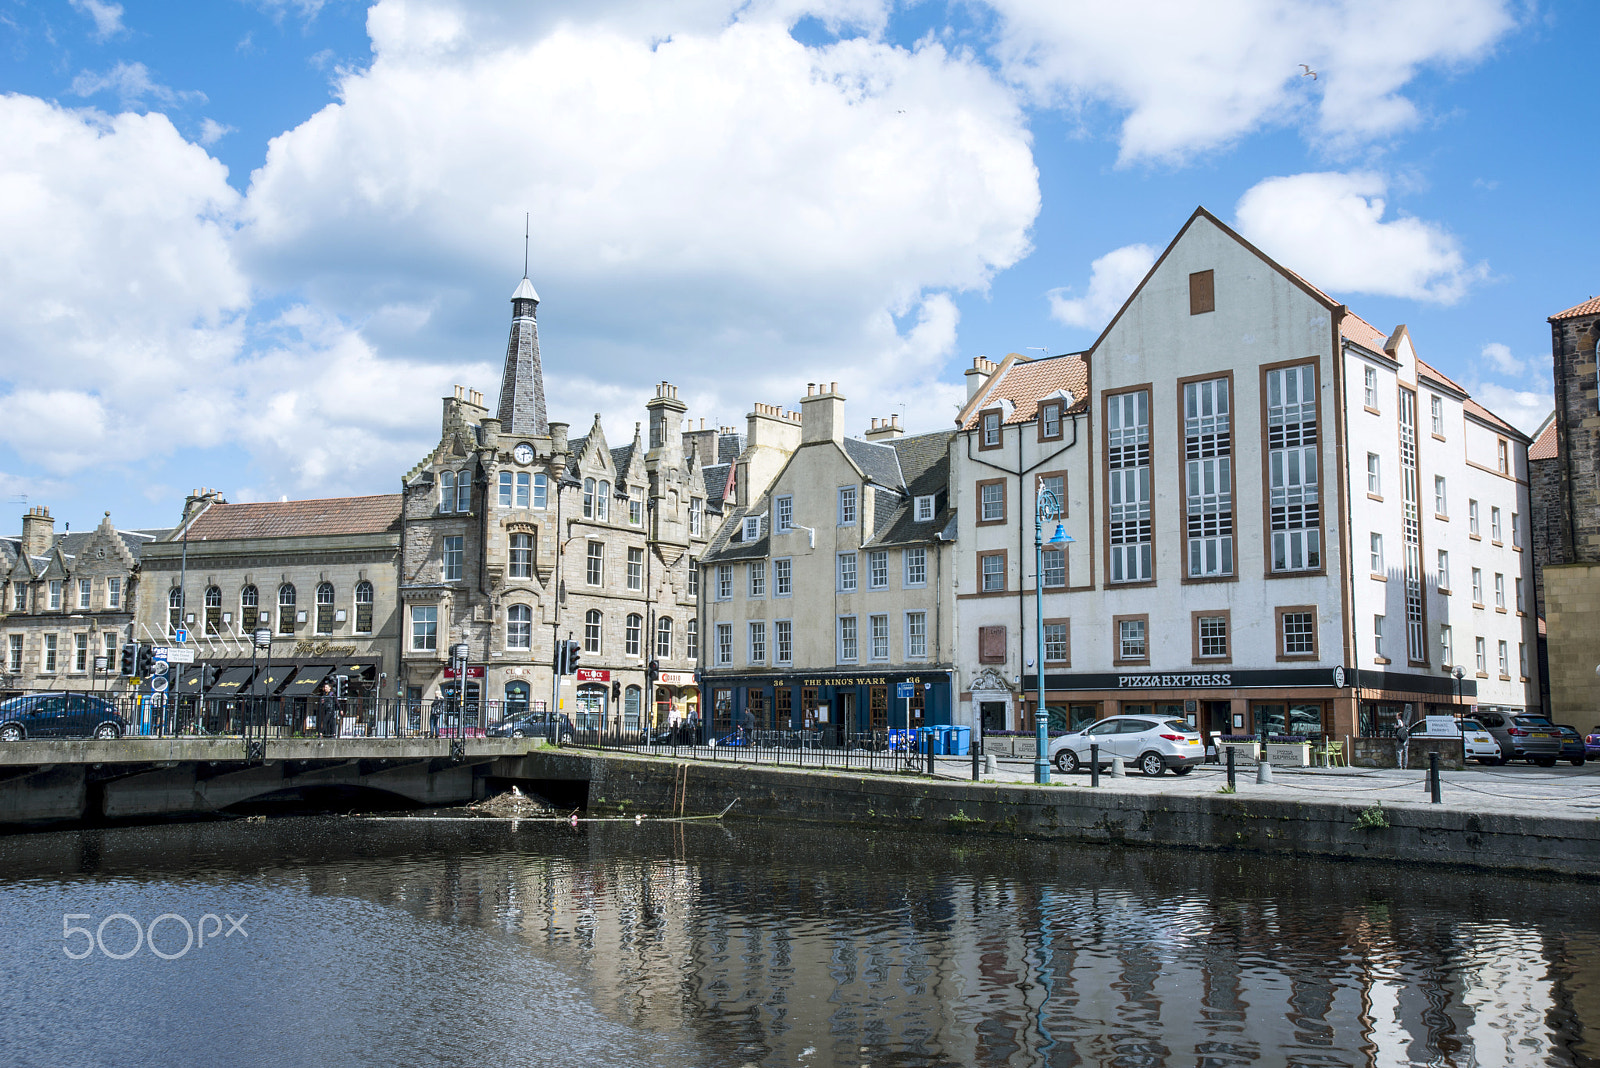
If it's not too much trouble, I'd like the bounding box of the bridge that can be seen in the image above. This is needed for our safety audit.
[0,737,591,826]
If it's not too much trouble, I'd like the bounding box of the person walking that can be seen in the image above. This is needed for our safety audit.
[1394,713,1412,770]
[316,682,337,738]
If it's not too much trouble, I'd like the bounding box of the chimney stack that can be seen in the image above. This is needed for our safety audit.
[864,413,903,441]
[965,355,1001,400]
[800,382,847,446]
[20,506,54,557]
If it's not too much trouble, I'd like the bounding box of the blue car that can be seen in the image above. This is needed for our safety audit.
[1556,725,1587,767]
[1587,731,1600,760]
[0,692,128,741]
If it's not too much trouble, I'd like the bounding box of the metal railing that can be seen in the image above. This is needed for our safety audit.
[567,726,940,775]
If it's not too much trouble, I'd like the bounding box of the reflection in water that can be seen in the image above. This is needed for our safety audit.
[0,817,1595,1067]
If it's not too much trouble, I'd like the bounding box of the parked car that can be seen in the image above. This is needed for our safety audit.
[1555,725,1587,767]
[0,692,128,741]
[1048,715,1202,777]
[1457,719,1502,764]
[1586,730,1600,760]
[486,713,573,743]
[1472,710,1560,766]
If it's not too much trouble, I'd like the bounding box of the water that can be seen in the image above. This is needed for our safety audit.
[0,815,1595,1067]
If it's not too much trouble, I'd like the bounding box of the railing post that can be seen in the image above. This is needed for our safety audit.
[1429,750,1441,803]
[1227,744,1236,790]
[1090,743,1100,788]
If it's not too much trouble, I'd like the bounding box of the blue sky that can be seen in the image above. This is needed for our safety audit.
[0,0,1594,533]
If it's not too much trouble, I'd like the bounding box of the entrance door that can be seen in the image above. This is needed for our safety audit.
[980,700,1007,733]
[839,691,856,741]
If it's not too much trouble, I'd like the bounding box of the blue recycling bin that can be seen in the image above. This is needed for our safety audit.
[947,725,971,756]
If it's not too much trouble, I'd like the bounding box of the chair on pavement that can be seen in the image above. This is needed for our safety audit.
[1318,740,1345,767]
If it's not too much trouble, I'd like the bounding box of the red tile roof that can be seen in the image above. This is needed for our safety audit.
[1340,312,1389,350]
[1529,416,1558,461]
[1550,296,1600,320]
[183,495,402,540]
[1462,398,1521,439]
[1416,358,1467,395]
[960,354,1090,430]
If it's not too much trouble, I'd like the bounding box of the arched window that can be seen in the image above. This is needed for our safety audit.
[584,609,602,653]
[597,480,610,521]
[168,587,183,632]
[507,604,532,649]
[583,478,595,519]
[439,470,455,512]
[204,586,222,635]
[278,583,297,635]
[456,470,471,513]
[625,612,642,656]
[241,585,259,629]
[509,533,533,578]
[656,617,673,659]
[504,681,530,718]
[315,582,335,634]
[354,581,374,634]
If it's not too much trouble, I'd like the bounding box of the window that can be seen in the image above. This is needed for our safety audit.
[1431,395,1444,436]
[241,585,258,626]
[775,619,792,664]
[50,580,62,610]
[516,472,532,508]
[915,495,935,522]
[981,410,1001,448]
[748,621,766,664]
[626,613,642,656]
[978,625,1006,664]
[904,547,926,587]
[774,558,792,597]
[507,605,532,649]
[1364,366,1378,409]
[510,533,533,578]
[686,619,698,660]
[1469,499,1480,536]
[688,558,699,597]
[716,623,733,665]
[1397,389,1424,664]
[907,612,928,659]
[6,634,19,673]
[586,541,604,586]
[13,582,25,612]
[1197,615,1227,659]
[1512,513,1522,549]
[583,478,595,518]
[1520,642,1528,678]
[1039,474,1065,518]
[837,552,857,592]
[1366,452,1381,495]
[102,633,116,664]
[1516,577,1525,613]
[1370,533,1384,574]
[1471,568,1483,605]
[1441,625,1453,666]
[1281,610,1316,657]
[1494,573,1505,610]
[107,577,120,610]
[838,486,857,526]
[656,618,672,658]
[1189,269,1215,314]
[411,605,437,650]
[42,633,56,673]
[1437,551,1450,591]
[77,579,91,610]
[747,560,765,598]
[1043,620,1068,663]
[690,498,703,537]
[1040,401,1062,440]
[1184,377,1232,577]
[498,471,512,507]
[716,563,732,600]
[1042,547,1066,588]
[205,585,222,635]
[1498,640,1509,676]
[74,633,87,672]
[1108,389,1152,582]
[979,480,1005,523]
[869,551,888,589]
[354,582,374,634]
[1475,636,1487,674]
[1434,476,1448,516]
[534,474,547,509]
[278,584,296,634]
[1491,507,1502,542]
[979,552,1005,593]
[627,547,644,591]
[596,481,610,522]
[585,609,603,653]
[1266,366,1320,573]
[776,495,793,533]
[168,586,182,631]
[743,515,761,542]
[1117,618,1147,662]
[629,499,642,526]
[869,614,889,660]
[439,470,455,512]
[443,536,464,582]
[456,472,471,513]
[837,616,858,662]
[315,582,335,634]
[1497,439,1509,474]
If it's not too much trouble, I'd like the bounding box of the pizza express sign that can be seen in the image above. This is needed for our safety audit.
[1116,673,1233,688]
[1026,667,1359,692]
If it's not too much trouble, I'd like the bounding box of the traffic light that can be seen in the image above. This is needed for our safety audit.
[333,674,346,700]
[611,680,621,702]
[202,664,222,689]
[565,639,582,675]
[646,659,659,685]
[136,644,153,677]
[120,644,136,676]
[554,642,567,675]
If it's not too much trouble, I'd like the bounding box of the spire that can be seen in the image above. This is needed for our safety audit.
[496,276,549,435]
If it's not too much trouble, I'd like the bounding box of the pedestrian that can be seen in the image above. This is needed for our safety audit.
[316,682,337,738]
[1393,713,1411,770]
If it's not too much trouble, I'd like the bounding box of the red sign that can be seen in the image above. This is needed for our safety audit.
[575,668,611,683]
[443,665,486,680]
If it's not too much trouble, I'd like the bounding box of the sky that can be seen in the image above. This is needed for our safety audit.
[0,0,1595,533]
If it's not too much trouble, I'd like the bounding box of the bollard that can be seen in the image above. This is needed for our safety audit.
[1429,750,1441,803]
[984,753,998,777]
[1109,756,1125,777]
[1256,758,1273,784]
[926,731,935,776]
[1090,744,1100,788]
[1226,745,1236,790]
[972,735,980,781]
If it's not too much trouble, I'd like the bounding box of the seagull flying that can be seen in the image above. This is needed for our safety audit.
[1300,64,1318,80]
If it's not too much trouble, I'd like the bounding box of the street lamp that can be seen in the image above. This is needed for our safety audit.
[1454,665,1466,750]
[1034,478,1072,785]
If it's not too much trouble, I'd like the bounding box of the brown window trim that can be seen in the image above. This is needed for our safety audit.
[976,550,1008,595]
[1037,402,1064,442]
[1495,607,1508,615]
[1373,656,1392,666]
[1112,613,1150,666]
[1101,383,1156,589]
[1363,405,1381,416]
[1189,269,1215,315]
[1434,513,1449,522]
[978,408,1004,451]
[1476,670,1489,679]
[1190,609,1231,664]
[975,477,1008,527]
[1498,674,1512,682]
[1274,605,1319,662]
[1371,574,1388,582]
[1366,492,1384,502]
[1491,540,1503,548]
[1258,359,1327,580]
[1177,369,1238,586]
[1431,432,1447,442]
[1042,616,1071,665]
[1468,533,1482,542]
[1035,469,1069,519]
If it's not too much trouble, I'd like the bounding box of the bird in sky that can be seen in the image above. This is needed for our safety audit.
[1300,64,1318,80]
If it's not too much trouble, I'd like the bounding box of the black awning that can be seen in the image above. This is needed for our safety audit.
[173,665,206,693]
[280,665,334,697]
[255,665,295,696]
[207,666,258,696]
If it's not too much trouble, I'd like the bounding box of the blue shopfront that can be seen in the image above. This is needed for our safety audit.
[702,671,953,737]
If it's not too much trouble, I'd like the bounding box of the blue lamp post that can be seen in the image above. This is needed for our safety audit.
[1035,480,1072,785]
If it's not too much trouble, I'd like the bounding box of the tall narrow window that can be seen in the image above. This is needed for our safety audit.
[906,612,927,659]
[716,563,731,600]
[748,621,766,664]
[1469,499,1480,536]
[837,616,858,662]
[6,634,20,673]
[507,605,532,649]
[74,633,88,672]
[775,495,793,533]
[747,560,765,598]
[1434,476,1447,516]
[107,577,121,610]
[43,634,57,673]
[1430,394,1444,435]
[689,498,703,537]
[1184,377,1232,577]
[626,613,642,656]
[775,619,792,664]
[533,474,548,509]
[1364,366,1378,409]
[656,617,672,658]
[1374,615,1385,659]
[628,547,644,591]
[205,586,222,635]
[981,411,1001,448]
[716,623,732,665]
[315,582,335,634]
[439,471,455,512]
[1042,546,1066,587]
[354,581,374,634]
[870,614,889,660]
[278,584,297,635]
[516,472,531,508]
[1108,390,1152,582]
[904,547,927,587]
[1440,625,1453,666]
[686,619,698,661]
[1494,573,1505,610]
[498,471,513,507]
[1491,507,1502,542]
[687,557,699,597]
[869,551,888,589]
[1370,533,1384,574]
[597,481,610,521]
[586,541,604,586]
[585,609,603,653]
[583,479,596,519]
[1366,453,1381,495]
[629,498,642,526]
[78,579,91,609]
[241,585,258,627]
[509,533,533,578]
[1189,269,1215,315]
[50,580,62,610]
[1267,365,1320,572]
[1398,388,1424,662]
[837,552,857,592]
[774,558,792,597]
[838,486,857,526]
[443,537,464,582]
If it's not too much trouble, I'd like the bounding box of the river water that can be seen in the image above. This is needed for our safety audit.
[0,814,1595,1067]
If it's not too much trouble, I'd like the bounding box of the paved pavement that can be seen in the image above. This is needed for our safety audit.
[931,755,1600,821]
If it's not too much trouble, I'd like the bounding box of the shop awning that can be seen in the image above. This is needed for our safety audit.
[280,665,334,697]
[208,667,258,696]
[254,665,295,696]
[173,666,206,693]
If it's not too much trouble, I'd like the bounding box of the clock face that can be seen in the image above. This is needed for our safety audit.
[513,443,534,465]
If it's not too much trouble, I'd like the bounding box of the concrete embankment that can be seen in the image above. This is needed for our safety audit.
[502,749,1600,878]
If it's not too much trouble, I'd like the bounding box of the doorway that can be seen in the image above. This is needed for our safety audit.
[980,700,1007,733]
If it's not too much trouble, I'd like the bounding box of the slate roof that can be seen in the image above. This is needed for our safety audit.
[609,444,636,482]
[958,353,1089,430]
[180,495,402,540]
[718,434,746,466]
[704,464,732,510]
[1551,296,1600,320]
[0,525,168,572]
[868,431,956,548]
[1529,414,1558,461]
[841,437,906,490]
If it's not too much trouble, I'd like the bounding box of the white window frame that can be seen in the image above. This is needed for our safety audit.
[837,615,858,663]
[748,560,765,598]
[1117,618,1146,661]
[1370,533,1384,574]
[586,541,605,586]
[903,547,927,587]
[837,486,858,527]
[1475,636,1486,673]
[1430,394,1444,436]
[914,495,935,522]
[869,614,889,661]
[837,552,857,593]
[868,550,888,590]
[1471,568,1483,604]
[78,579,92,610]
[1366,453,1381,495]
[905,612,927,659]
[410,605,438,651]
[506,605,532,650]
[716,563,732,600]
[1437,550,1450,591]
[1363,366,1378,408]
[775,619,793,664]
[1440,624,1453,666]
[774,557,792,597]
[1491,506,1502,542]
[627,547,644,591]
[743,515,761,542]
[980,482,1004,522]
[775,495,793,533]
[1374,615,1385,659]
[442,536,464,582]
[1469,499,1480,536]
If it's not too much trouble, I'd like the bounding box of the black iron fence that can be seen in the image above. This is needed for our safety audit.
[567,726,939,775]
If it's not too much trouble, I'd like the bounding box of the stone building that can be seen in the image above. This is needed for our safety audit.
[1531,295,1600,720]
[699,385,956,736]
[0,506,166,695]
[398,276,739,729]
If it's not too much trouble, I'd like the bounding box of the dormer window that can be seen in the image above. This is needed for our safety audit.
[915,495,935,522]
[439,471,456,513]
[743,515,762,541]
[980,410,1002,449]
[1039,402,1062,441]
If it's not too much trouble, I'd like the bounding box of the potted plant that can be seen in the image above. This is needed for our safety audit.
[1216,734,1261,762]
[1264,734,1312,766]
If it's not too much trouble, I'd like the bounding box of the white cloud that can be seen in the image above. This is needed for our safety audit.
[70,0,124,41]
[198,118,236,145]
[1480,341,1523,376]
[984,0,1516,163]
[71,62,207,108]
[1469,382,1551,438]
[1047,243,1156,329]
[1233,171,1487,303]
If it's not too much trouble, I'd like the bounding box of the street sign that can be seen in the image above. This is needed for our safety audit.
[166,649,196,665]
[152,647,170,661]
[148,660,169,676]
[150,674,169,692]
[896,682,914,699]
[174,628,189,644]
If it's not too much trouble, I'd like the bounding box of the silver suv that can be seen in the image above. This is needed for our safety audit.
[1472,710,1560,766]
[1048,715,1203,777]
